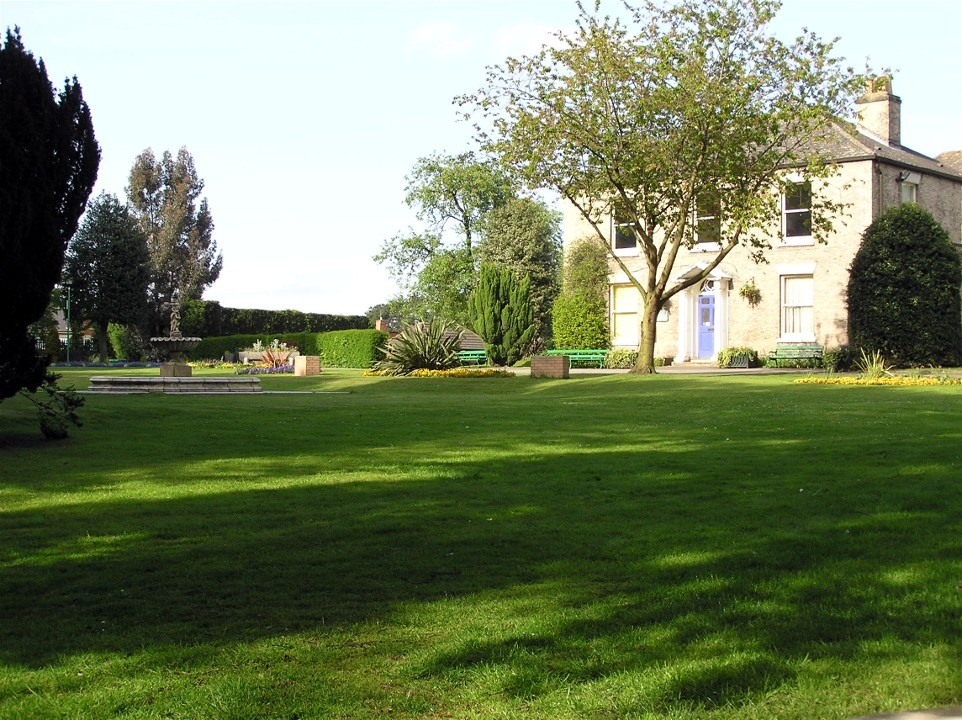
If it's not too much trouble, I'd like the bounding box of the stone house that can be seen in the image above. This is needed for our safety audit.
[562,83,962,361]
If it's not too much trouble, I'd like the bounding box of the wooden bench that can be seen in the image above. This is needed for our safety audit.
[546,349,609,368]
[768,344,824,367]
[456,349,487,365]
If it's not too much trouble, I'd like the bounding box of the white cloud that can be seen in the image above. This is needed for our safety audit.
[405,21,478,59]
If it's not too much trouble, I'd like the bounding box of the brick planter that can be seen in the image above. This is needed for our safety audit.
[294,355,321,376]
[531,355,569,379]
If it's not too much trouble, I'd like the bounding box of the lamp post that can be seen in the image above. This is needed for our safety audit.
[63,282,72,364]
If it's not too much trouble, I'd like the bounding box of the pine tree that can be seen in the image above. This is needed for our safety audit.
[65,193,151,361]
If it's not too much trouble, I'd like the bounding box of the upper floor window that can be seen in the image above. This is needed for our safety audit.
[612,212,635,253]
[782,181,812,241]
[899,171,920,204]
[695,192,721,246]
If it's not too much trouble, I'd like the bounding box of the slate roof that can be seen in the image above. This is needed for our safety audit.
[804,122,962,181]
[936,150,962,174]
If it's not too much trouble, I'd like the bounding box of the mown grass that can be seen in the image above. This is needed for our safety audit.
[1,368,960,719]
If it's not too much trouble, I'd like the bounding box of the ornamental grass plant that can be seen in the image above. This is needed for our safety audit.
[1,369,960,719]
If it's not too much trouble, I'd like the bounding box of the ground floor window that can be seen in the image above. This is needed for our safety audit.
[781,274,814,339]
[611,284,640,345]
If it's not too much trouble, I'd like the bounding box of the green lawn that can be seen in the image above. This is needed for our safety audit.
[1,369,960,719]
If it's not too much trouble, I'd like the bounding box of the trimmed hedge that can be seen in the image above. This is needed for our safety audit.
[317,330,389,368]
[189,330,388,368]
[180,299,369,337]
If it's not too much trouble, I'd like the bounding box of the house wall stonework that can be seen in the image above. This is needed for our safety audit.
[563,155,962,360]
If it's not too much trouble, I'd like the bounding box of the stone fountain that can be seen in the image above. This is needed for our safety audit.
[150,302,202,377]
[86,302,262,393]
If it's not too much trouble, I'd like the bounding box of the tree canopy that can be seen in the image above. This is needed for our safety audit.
[127,147,222,334]
[376,152,562,337]
[65,192,151,361]
[0,27,100,400]
[375,152,514,325]
[459,0,864,372]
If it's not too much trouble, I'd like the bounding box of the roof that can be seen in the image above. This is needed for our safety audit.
[936,150,962,174]
[807,123,962,182]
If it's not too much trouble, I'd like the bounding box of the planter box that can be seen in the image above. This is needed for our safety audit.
[531,355,569,379]
[294,355,321,376]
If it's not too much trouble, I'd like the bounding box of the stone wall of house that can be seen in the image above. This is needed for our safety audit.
[563,157,961,359]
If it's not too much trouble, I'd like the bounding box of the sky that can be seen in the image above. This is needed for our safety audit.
[3,0,960,317]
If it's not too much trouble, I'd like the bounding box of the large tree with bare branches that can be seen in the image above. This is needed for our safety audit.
[460,0,864,372]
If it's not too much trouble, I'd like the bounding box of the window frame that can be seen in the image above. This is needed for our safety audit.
[611,212,637,256]
[782,180,813,245]
[693,191,722,249]
[610,283,641,345]
[779,274,815,342]
[899,171,921,204]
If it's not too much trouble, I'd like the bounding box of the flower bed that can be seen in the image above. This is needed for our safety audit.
[795,375,961,386]
[364,368,514,378]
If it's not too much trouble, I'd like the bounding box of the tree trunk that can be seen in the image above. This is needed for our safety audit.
[97,320,110,362]
[629,299,660,374]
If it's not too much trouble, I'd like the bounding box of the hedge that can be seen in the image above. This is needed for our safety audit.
[189,330,388,368]
[180,299,369,337]
[317,330,389,368]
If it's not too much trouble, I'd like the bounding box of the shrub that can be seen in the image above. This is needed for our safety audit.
[606,349,638,369]
[823,345,856,373]
[107,323,148,361]
[717,346,759,368]
[552,294,610,349]
[373,320,462,376]
[552,238,610,350]
[848,204,962,367]
[856,348,893,380]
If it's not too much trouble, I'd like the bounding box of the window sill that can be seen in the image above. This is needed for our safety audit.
[779,237,814,247]
[691,243,721,253]
[777,336,817,344]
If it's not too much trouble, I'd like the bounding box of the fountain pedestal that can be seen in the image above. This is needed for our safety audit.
[160,361,193,377]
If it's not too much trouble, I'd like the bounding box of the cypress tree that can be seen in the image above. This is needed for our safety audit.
[469,264,535,366]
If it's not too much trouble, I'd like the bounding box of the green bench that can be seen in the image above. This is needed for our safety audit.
[768,344,824,367]
[546,349,609,368]
[456,349,487,365]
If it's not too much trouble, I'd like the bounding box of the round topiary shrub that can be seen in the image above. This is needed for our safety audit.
[847,204,962,367]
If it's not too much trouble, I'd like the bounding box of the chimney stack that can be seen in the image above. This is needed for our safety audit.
[856,75,901,146]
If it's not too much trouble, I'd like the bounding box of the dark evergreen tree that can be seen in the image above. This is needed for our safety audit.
[468,263,534,366]
[65,193,151,361]
[478,197,562,348]
[848,204,962,367]
[127,147,222,335]
[0,27,100,402]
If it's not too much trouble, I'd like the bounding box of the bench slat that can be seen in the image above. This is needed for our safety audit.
[546,349,609,368]
[768,344,823,367]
